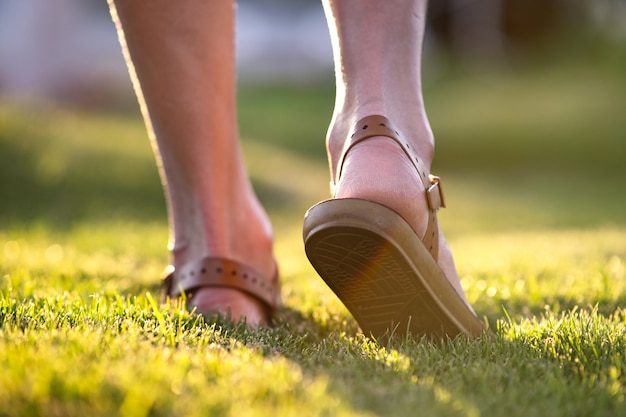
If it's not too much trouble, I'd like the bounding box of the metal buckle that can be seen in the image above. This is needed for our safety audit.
[426,175,446,210]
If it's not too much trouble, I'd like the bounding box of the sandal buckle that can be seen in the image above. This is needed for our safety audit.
[426,175,446,210]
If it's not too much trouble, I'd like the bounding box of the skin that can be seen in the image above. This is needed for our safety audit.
[107,0,471,326]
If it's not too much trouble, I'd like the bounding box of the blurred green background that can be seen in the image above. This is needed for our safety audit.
[1,0,625,241]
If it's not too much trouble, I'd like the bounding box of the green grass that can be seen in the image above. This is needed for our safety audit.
[2,50,626,416]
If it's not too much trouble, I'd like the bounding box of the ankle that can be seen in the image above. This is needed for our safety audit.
[168,191,275,277]
[327,105,435,178]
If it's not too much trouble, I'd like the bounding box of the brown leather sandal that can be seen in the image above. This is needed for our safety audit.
[161,257,280,321]
[303,115,485,339]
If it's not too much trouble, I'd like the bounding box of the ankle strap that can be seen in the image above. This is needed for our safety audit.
[161,257,280,313]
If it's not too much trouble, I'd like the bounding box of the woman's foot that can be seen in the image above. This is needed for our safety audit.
[167,177,278,327]
[326,110,472,309]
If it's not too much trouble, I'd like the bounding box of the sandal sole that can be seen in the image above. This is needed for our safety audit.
[303,198,485,339]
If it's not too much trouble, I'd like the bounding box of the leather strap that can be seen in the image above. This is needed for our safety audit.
[332,115,445,260]
[161,257,280,313]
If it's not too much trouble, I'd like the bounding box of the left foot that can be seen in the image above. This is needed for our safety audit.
[165,167,279,327]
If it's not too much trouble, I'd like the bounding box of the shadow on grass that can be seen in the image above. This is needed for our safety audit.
[256,303,626,416]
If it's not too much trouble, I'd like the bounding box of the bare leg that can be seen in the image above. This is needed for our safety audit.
[322,0,470,305]
[108,0,275,325]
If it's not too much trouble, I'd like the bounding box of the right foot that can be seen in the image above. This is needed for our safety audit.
[326,112,473,310]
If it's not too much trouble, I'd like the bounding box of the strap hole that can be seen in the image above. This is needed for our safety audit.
[243,273,248,279]
[216,267,223,273]
[379,123,386,127]
[362,125,368,130]
[231,270,237,276]
[201,268,206,274]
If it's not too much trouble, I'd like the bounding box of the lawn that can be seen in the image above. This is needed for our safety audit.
[1,47,626,416]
